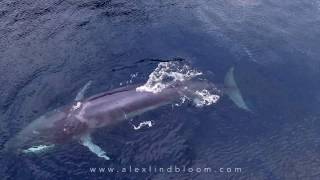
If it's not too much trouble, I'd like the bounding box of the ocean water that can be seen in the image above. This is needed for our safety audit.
[1,0,320,179]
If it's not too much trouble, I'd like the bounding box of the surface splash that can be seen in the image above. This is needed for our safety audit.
[136,61,202,93]
[193,89,220,107]
[137,61,220,107]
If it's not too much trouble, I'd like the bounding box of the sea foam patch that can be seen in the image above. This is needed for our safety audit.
[137,61,220,107]
[193,89,220,107]
[132,120,154,130]
[136,62,202,93]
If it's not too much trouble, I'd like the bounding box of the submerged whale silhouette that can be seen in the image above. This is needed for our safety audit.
[4,67,249,160]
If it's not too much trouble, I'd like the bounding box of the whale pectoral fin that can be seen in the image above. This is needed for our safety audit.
[224,67,251,112]
[75,80,93,101]
[80,134,110,160]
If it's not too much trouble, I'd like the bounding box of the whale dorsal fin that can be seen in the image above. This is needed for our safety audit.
[75,81,93,101]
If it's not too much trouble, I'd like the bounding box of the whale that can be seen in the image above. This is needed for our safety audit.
[4,67,249,160]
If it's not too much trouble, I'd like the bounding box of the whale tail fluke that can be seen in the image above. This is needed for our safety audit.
[224,67,251,111]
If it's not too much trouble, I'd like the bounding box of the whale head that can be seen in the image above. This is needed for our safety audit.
[4,106,87,154]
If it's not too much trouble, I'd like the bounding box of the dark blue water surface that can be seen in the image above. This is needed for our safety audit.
[1,0,320,179]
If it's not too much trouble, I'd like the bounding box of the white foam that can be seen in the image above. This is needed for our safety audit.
[72,102,82,110]
[136,62,202,93]
[23,144,55,154]
[136,61,220,108]
[132,120,154,130]
[175,95,191,107]
[128,72,139,84]
[193,89,220,107]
